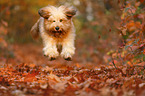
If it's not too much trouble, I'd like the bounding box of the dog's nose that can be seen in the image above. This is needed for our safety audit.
[55,27,59,31]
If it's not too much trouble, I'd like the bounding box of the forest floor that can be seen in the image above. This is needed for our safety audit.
[0,43,145,96]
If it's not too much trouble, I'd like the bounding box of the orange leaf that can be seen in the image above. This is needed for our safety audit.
[143,49,145,54]
[127,61,133,66]
[24,71,39,82]
[29,64,36,68]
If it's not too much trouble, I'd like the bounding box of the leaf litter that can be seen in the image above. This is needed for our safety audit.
[0,62,144,96]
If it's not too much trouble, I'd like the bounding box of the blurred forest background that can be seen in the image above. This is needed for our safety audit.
[0,0,145,66]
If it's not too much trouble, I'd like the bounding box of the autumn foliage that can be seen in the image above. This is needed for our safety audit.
[0,0,145,96]
[0,63,144,96]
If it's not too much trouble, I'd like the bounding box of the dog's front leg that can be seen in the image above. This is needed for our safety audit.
[42,36,59,60]
[43,45,59,60]
[61,39,75,61]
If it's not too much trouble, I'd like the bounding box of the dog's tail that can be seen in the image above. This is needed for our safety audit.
[30,19,40,39]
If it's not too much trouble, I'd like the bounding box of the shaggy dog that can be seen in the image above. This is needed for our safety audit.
[31,5,77,61]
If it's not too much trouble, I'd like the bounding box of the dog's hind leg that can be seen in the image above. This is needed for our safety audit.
[30,19,40,39]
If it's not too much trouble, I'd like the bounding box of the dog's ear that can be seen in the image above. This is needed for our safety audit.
[38,6,51,19]
[65,6,77,19]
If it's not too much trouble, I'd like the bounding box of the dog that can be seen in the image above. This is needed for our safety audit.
[30,5,77,61]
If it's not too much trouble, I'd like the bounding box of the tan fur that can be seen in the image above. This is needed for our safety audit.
[31,5,77,60]
[30,19,40,39]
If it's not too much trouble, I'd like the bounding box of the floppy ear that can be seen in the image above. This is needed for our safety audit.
[65,6,77,19]
[38,6,51,19]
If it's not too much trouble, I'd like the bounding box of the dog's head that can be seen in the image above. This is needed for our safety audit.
[38,5,77,37]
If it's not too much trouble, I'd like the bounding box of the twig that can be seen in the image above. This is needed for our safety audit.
[111,57,117,69]
[111,56,127,76]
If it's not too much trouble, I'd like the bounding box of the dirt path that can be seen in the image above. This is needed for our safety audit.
[5,43,97,68]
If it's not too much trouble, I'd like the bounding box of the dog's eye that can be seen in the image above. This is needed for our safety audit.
[60,19,63,22]
[53,20,55,22]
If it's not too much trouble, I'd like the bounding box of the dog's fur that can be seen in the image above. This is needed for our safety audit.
[31,5,77,60]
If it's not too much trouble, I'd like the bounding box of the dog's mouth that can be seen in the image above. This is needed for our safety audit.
[50,30,63,37]
[52,31,62,33]
[48,29,66,38]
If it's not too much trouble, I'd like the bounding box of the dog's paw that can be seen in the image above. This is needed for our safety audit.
[64,57,72,61]
[43,47,59,60]
[49,57,56,61]
[44,54,56,61]
[61,49,74,61]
